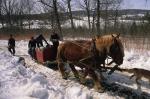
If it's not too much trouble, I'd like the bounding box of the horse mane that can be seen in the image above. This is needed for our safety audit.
[95,34,114,48]
[95,34,116,43]
[95,34,124,56]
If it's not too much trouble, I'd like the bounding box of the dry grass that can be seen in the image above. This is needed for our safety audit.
[0,30,150,52]
[122,37,150,51]
[0,31,51,40]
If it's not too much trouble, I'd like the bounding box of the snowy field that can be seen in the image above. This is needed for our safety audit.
[0,40,150,99]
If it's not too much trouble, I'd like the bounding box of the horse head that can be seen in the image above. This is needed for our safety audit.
[109,34,124,65]
[95,34,124,66]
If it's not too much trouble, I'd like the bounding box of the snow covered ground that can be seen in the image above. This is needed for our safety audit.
[0,40,150,99]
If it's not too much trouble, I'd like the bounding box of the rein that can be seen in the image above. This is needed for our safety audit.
[69,40,91,51]
[69,39,100,68]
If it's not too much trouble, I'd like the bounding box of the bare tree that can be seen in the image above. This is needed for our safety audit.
[40,0,63,39]
[110,0,122,32]
[78,0,93,32]
[25,0,35,29]
[14,0,26,29]
[96,0,101,35]
[1,0,27,28]
[53,0,63,38]
[66,0,74,30]
[2,0,17,27]
[0,0,4,28]
[104,0,109,34]
[113,9,119,31]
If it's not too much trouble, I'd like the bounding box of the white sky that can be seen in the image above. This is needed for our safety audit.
[122,0,150,9]
[34,0,150,13]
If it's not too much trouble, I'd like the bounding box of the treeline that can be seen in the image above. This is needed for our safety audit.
[0,0,149,38]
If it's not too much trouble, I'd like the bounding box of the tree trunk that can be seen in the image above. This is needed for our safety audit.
[114,9,118,32]
[87,9,91,31]
[92,10,95,33]
[51,13,54,30]
[104,1,108,34]
[53,0,63,39]
[96,0,101,35]
[0,0,4,28]
[67,0,74,30]
[84,0,91,31]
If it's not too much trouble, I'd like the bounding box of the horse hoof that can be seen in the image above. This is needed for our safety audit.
[75,75,80,79]
[62,76,68,80]
[108,71,113,75]
[103,69,107,72]
[94,86,105,93]
[98,88,105,93]
[80,79,86,85]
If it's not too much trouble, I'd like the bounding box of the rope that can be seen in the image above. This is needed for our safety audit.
[68,40,91,51]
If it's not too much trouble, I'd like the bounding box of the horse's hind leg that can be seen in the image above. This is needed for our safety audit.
[58,62,67,79]
[69,63,80,79]
[130,74,135,79]
[88,69,104,93]
[79,68,89,84]
[135,77,141,90]
[148,79,150,86]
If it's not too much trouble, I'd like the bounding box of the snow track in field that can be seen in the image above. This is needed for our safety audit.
[24,54,150,99]
[24,55,122,99]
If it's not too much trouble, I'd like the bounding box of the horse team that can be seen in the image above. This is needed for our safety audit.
[56,34,124,92]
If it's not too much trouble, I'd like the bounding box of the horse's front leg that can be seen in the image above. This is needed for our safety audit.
[88,69,105,93]
[58,61,68,79]
[69,63,80,79]
[102,62,107,72]
[72,62,89,84]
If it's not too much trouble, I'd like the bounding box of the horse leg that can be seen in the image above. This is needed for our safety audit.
[69,63,80,79]
[149,79,150,86]
[79,68,89,84]
[130,74,135,79]
[135,77,141,90]
[88,69,104,93]
[58,62,67,79]
[72,63,88,84]
[102,62,107,72]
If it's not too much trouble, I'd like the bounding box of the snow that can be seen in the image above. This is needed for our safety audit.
[0,40,150,99]
[121,50,150,70]
[0,52,48,99]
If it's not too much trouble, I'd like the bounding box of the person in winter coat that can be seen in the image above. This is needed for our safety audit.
[28,37,36,60]
[34,34,49,48]
[50,31,60,59]
[8,34,15,55]
[50,31,60,48]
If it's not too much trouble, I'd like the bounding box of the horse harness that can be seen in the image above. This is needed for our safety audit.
[70,39,107,70]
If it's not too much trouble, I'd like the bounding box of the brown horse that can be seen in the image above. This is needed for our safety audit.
[57,34,124,92]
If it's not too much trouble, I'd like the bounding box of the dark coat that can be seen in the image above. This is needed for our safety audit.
[28,39,36,48]
[50,33,60,47]
[34,34,49,47]
[8,38,15,47]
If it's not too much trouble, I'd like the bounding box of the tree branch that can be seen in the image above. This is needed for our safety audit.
[38,0,53,8]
